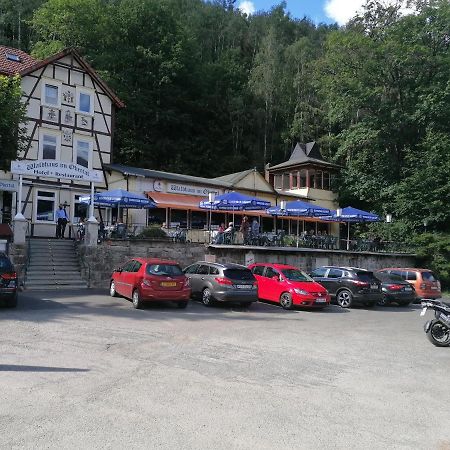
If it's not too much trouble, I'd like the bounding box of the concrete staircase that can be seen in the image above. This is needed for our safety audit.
[25,239,88,290]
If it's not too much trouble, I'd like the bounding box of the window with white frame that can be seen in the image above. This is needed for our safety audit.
[41,79,61,108]
[39,129,61,160]
[74,136,92,168]
[76,87,94,115]
[36,190,56,222]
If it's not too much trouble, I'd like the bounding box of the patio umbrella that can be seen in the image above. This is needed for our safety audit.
[322,206,380,250]
[199,191,271,223]
[80,189,157,223]
[267,200,331,247]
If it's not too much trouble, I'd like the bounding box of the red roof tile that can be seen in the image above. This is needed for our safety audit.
[0,45,37,76]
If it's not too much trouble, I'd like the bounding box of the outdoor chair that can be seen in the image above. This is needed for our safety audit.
[223,230,235,245]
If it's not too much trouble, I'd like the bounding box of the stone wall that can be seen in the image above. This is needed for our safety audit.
[78,239,416,289]
[78,239,206,288]
[9,243,28,287]
[207,245,416,274]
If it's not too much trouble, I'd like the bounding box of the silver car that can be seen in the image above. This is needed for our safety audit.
[184,262,258,307]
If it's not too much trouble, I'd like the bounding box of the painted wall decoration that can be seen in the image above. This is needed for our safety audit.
[62,89,74,104]
[62,128,73,144]
[63,109,75,126]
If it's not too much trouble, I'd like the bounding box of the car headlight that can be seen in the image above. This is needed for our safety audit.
[294,288,308,295]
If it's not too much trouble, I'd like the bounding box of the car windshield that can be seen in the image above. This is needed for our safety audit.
[422,271,438,282]
[146,264,183,277]
[281,269,313,282]
[224,268,255,281]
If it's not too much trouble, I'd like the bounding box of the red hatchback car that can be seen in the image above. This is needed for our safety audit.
[110,258,191,309]
[248,263,330,309]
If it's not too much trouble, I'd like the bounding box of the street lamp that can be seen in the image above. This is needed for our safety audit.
[386,213,392,223]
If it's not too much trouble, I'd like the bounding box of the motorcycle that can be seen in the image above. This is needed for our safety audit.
[420,299,450,347]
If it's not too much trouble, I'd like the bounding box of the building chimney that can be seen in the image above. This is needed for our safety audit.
[264,163,271,183]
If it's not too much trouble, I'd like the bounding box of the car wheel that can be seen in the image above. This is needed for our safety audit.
[336,289,353,308]
[132,289,143,309]
[110,281,118,297]
[240,301,252,308]
[280,292,293,310]
[6,295,17,308]
[177,301,188,309]
[377,295,388,306]
[202,288,213,306]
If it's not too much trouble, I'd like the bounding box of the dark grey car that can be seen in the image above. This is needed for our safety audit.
[184,262,258,307]
[310,266,382,308]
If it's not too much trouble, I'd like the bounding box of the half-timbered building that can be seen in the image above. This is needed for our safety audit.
[0,46,123,237]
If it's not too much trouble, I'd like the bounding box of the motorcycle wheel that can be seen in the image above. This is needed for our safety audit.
[426,319,450,347]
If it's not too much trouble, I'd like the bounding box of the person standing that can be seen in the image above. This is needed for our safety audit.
[56,204,69,238]
[240,216,250,244]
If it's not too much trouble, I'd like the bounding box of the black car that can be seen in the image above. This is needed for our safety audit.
[184,262,258,307]
[0,252,18,308]
[310,266,382,308]
[374,272,415,306]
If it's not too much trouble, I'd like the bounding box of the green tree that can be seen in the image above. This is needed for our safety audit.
[0,75,26,171]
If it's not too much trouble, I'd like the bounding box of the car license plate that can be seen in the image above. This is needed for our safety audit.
[8,281,16,288]
[420,308,427,316]
[161,282,176,287]
[431,286,439,290]
[404,286,412,291]
[315,298,326,303]
[235,285,251,289]
[370,283,378,289]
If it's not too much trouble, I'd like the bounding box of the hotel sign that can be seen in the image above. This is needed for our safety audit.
[0,179,18,192]
[166,182,221,197]
[11,160,104,183]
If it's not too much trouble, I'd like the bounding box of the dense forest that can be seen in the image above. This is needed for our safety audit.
[0,0,449,240]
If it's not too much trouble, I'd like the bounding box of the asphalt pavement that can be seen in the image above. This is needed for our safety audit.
[1,290,449,450]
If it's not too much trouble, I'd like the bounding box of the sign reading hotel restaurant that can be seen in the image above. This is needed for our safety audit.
[11,160,103,183]
[0,179,18,192]
[167,182,220,197]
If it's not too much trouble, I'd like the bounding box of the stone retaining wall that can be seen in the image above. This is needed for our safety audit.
[78,239,416,289]
[9,244,27,287]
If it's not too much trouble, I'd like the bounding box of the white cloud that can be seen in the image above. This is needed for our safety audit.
[324,0,416,26]
[239,0,255,16]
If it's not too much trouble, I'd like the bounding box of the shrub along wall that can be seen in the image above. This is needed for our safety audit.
[78,239,415,289]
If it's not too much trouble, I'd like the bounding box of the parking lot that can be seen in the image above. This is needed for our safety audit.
[1,290,449,449]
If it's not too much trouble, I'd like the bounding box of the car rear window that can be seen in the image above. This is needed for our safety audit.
[422,271,437,282]
[375,272,403,283]
[0,257,13,272]
[356,271,377,282]
[146,264,183,277]
[224,268,255,281]
[281,269,312,282]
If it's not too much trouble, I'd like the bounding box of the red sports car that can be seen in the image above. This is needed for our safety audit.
[248,263,330,309]
[110,258,191,309]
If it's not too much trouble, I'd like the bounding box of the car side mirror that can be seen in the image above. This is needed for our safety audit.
[115,267,122,273]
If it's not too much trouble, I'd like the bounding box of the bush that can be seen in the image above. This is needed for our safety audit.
[413,233,450,290]
[137,226,168,239]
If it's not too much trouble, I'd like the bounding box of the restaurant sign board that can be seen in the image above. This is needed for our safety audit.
[166,182,221,197]
[11,159,104,183]
[0,179,18,192]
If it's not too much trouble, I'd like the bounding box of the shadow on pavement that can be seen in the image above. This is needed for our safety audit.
[0,364,89,372]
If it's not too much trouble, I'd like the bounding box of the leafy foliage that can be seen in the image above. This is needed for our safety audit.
[0,75,26,171]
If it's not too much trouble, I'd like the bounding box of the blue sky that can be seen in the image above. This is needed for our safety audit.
[247,0,333,24]
[237,1,411,26]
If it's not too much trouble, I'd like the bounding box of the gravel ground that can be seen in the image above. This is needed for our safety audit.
[1,290,449,450]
